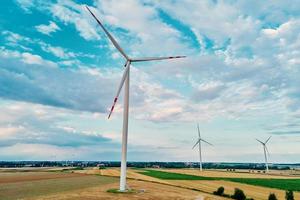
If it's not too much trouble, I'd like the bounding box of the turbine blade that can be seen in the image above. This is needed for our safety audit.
[201,139,213,146]
[192,139,200,149]
[86,6,129,60]
[265,136,272,144]
[131,56,186,62]
[197,123,201,138]
[256,138,264,145]
[108,61,130,119]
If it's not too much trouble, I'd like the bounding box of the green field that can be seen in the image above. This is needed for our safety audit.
[0,174,118,200]
[138,169,300,191]
[139,169,213,180]
[225,178,300,191]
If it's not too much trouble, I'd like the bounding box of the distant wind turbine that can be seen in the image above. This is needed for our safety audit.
[86,6,186,192]
[192,124,213,171]
[256,136,271,173]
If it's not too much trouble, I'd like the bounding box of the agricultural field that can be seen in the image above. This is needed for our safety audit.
[0,168,222,200]
[134,168,300,200]
[138,169,300,190]
[160,168,300,179]
[0,170,118,200]
[1,167,299,200]
[84,168,300,200]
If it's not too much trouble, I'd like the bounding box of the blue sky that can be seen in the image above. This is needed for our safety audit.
[0,0,299,163]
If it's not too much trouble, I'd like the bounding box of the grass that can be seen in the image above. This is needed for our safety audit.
[224,178,300,191]
[107,188,137,193]
[0,174,118,200]
[138,169,300,191]
[139,169,214,180]
[61,167,84,171]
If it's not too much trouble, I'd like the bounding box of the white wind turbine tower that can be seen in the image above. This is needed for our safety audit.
[86,6,186,191]
[256,136,271,173]
[192,124,213,171]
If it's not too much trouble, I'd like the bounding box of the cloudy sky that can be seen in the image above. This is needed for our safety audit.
[0,0,299,163]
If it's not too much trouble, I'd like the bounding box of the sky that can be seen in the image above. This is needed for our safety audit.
[0,0,299,163]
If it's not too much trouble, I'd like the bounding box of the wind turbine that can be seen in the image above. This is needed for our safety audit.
[256,136,271,173]
[86,6,186,191]
[192,124,213,171]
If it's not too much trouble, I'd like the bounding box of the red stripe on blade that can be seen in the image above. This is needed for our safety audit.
[107,97,118,119]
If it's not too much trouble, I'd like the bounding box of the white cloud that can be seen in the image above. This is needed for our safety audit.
[0,126,24,138]
[35,21,61,36]
[50,1,100,40]
[21,52,57,67]
[58,59,80,66]
[0,47,57,68]
[2,31,27,43]
[39,42,75,59]
[22,52,43,64]
[152,1,259,47]
[191,81,226,101]
[0,47,109,112]
[95,0,192,56]
[1,31,32,51]
[15,0,34,12]
[2,30,96,62]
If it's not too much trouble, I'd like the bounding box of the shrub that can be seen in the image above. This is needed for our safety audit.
[285,190,294,200]
[213,186,225,196]
[268,193,278,200]
[231,188,246,200]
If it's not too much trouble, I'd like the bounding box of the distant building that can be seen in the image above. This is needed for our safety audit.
[184,162,193,168]
[97,163,105,169]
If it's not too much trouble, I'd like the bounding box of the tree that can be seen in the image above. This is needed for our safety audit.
[285,190,294,200]
[268,193,278,200]
[231,188,246,200]
[213,186,225,196]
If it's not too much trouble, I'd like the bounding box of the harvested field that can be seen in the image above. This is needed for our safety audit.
[0,171,117,200]
[0,167,73,172]
[0,171,86,184]
[30,179,226,200]
[79,168,169,183]
[0,169,225,200]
